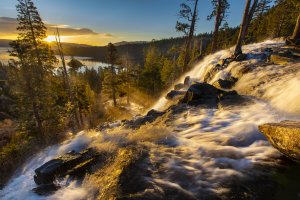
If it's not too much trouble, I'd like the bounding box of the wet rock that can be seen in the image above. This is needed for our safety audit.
[32,183,61,196]
[34,148,99,185]
[174,83,185,90]
[212,77,238,89]
[270,54,293,65]
[218,95,253,109]
[204,63,227,83]
[124,109,165,129]
[286,38,300,46]
[93,146,153,200]
[166,90,186,100]
[184,76,190,86]
[258,121,300,162]
[235,53,247,61]
[181,82,238,108]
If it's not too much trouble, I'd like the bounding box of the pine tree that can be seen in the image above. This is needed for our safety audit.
[176,0,199,72]
[102,43,119,107]
[139,46,162,95]
[254,0,272,18]
[208,0,230,53]
[9,0,57,140]
[234,0,259,57]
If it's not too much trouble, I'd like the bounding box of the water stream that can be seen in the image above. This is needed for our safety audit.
[1,40,300,199]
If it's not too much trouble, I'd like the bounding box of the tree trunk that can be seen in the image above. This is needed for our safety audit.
[111,64,117,107]
[55,29,81,129]
[183,0,198,71]
[32,101,43,136]
[234,0,252,56]
[211,0,222,53]
[24,0,45,137]
[199,36,203,55]
[291,14,300,40]
[244,0,259,37]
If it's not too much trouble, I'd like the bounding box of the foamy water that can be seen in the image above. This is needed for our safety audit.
[1,39,300,199]
[0,131,97,200]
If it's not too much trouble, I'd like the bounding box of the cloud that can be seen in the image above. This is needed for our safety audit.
[0,17,114,38]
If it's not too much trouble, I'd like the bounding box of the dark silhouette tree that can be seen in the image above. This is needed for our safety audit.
[254,0,272,18]
[55,28,81,129]
[176,0,199,72]
[10,0,57,139]
[104,43,119,107]
[208,0,230,53]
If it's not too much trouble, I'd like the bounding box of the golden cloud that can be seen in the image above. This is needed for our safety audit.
[0,17,114,38]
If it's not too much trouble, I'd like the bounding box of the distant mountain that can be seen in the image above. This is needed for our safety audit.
[113,41,148,46]
[0,39,93,48]
[48,42,92,48]
[0,35,212,65]
[0,39,11,47]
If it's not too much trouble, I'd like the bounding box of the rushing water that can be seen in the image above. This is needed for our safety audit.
[1,40,300,199]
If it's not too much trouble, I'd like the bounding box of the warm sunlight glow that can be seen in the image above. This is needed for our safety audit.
[44,35,56,43]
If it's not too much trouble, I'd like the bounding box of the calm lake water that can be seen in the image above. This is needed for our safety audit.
[0,46,108,70]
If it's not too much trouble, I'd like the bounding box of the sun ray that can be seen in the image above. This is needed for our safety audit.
[44,35,56,43]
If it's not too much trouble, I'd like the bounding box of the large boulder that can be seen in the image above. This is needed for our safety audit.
[258,121,300,162]
[180,82,238,107]
[34,148,99,186]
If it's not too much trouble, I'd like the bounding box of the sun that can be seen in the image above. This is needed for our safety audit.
[44,35,56,43]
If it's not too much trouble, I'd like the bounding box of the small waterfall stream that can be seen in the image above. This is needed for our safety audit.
[1,39,300,199]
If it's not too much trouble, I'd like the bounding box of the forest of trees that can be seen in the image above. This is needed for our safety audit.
[0,0,299,187]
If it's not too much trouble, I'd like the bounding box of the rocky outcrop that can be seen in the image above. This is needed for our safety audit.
[180,82,239,108]
[174,83,185,90]
[212,76,238,89]
[234,53,247,61]
[123,109,165,129]
[204,58,234,83]
[258,121,300,162]
[33,148,100,195]
[166,90,186,100]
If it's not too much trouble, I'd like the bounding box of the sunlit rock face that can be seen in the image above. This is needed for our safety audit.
[259,121,300,162]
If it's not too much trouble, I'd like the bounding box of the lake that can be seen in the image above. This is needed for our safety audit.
[0,46,108,71]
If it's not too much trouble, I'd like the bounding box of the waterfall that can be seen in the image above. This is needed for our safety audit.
[1,39,300,199]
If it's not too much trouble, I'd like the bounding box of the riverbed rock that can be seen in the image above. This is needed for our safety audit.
[258,121,300,162]
[235,53,247,61]
[184,76,191,86]
[34,148,99,186]
[181,82,238,107]
[270,54,293,65]
[174,83,185,90]
[166,90,186,100]
[212,77,238,89]
[32,183,61,196]
[124,109,165,129]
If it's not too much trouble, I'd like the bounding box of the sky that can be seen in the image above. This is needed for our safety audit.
[0,0,246,46]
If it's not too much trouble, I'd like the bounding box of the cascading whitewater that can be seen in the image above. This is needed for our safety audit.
[1,39,300,200]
